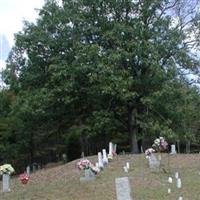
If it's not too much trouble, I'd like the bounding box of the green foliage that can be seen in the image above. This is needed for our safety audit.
[1,0,200,166]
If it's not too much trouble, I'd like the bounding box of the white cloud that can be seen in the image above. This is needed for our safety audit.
[0,0,44,46]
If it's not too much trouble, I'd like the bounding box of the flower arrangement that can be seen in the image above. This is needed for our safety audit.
[152,137,168,152]
[19,173,30,184]
[77,159,99,174]
[145,148,155,158]
[0,164,15,175]
[145,137,168,159]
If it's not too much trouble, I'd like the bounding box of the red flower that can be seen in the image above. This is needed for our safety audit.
[19,173,30,184]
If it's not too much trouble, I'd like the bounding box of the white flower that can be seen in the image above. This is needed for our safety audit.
[0,164,15,175]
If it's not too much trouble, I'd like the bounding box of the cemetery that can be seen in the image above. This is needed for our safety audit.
[0,141,200,200]
[0,0,200,199]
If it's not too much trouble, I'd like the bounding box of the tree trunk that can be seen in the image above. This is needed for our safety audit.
[128,107,139,153]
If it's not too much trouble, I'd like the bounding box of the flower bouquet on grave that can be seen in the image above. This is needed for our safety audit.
[0,164,15,175]
[152,137,168,153]
[145,148,155,159]
[19,173,30,184]
[77,159,100,175]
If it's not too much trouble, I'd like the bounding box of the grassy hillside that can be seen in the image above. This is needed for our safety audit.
[0,154,200,200]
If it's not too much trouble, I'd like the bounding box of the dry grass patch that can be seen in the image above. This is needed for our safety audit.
[0,154,200,200]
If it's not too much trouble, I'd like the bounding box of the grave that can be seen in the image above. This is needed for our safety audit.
[115,177,133,200]
[102,149,108,166]
[26,165,30,175]
[80,168,96,182]
[2,174,10,192]
[176,178,182,188]
[170,144,177,154]
[98,152,104,169]
[148,154,160,171]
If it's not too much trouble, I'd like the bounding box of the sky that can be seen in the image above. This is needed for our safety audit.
[0,0,45,71]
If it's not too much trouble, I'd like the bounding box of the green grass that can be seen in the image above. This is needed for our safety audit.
[0,154,200,200]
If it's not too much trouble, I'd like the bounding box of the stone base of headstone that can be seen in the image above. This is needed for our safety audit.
[148,154,160,172]
[2,174,10,193]
[80,169,96,182]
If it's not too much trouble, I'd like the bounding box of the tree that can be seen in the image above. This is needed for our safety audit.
[2,0,200,160]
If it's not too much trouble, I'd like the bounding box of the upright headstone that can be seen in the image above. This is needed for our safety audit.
[62,153,67,164]
[123,166,128,173]
[126,162,130,170]
[26,165,30,175]
[102,149,108,166]
[98,152,104,169]
[108,142,113,158]
[178,196,183,200]
[32,165,36,172]
[168,177,173,183]
[115,177,132,200]
[177,178,182,189]
[175,172,179,179]
[170,144,177,154]
[2,174,10,192]
[148,154,160,171]
[81,152,85,158]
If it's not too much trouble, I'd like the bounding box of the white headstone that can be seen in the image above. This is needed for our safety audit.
[168,177,173,183]
[178,196,183,200]
[115,177,132,200]
[26,166,30,175]
[170,144,177,154]
[126,162,130,170]
[177,178,182,188]
[109,142,113,157]
[123,166,128,173]
[98,152,104,169]
[102,149,108,165]
[2,174,10,192]
[175,172,179,179]
[167,188,171,194]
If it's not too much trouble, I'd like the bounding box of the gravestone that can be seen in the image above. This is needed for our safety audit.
[98,152,104,169]
[177,178,182,188]
[26,166,30,175]
[115,177,132,200]
[175,172,179,179]
[2,174,10,192]
[32,163,38,172]
[80,168,96,182]
[102,149,108,166]
[126,162,130,170]
[123,166,128,173]
[108,142,113,159]
[170,144,177,154]
[148,154,160,171]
